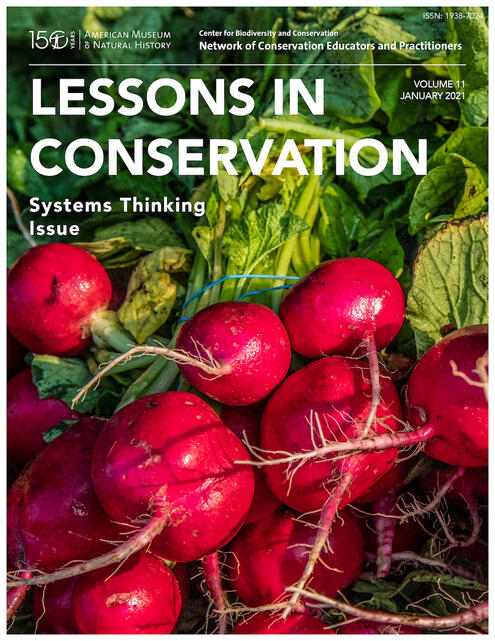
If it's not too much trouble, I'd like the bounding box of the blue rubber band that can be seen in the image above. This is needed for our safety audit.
[181,274,300,311]
[238,284,294,301]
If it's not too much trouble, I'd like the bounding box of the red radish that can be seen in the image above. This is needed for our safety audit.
[221,403,280,523]
[72,552,181,634]
[176,302,291,405]
[76,301,292,409]
[338,621,417,634]
[232,612,334,634]
[260,357,402,513]
[258,355,401,614]
[7,418,117,574]
[7,330,26,378]
[9,392,255,589]
[7,243,112,356]
[92,392,254,561]
[228,508,363,607]
[279,258,405,359]
[7,368,81,466]
[405,325,488,467]
[33,578,78,634]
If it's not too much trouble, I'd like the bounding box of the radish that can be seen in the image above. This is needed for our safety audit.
[405,325,488,467]
[279,257,405,359]
[260,356,402,513]
[338,621,417,634]
[7,243,112,356]
[232,612,334,634]
[10,392,254,587]
[279,257,404,447]
[175,302,291,405]
[257,355,402,614]
[91,392,254,561]
[33,578,78,634]
[228,508,363,608]
[7,368,81,466]
[7,418,118,575]
[72,551,182,634]
[75,301,292,408]
[221,403,280,523]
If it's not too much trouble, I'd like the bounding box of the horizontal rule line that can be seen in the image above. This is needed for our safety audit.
[28,63,466,67]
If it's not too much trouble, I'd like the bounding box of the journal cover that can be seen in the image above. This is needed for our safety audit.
[6,5,488,635]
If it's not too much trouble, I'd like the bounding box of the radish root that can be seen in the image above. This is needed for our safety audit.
[72,343,230,407]
[288,588,488,630]
[236,423,434,468]
[281,466,355,617]
[203,551,229,634]
[7,503,169,588]
[7,571,32,621]
[399,466,465,520]
[361,331,381,437]
[373,493,398,578]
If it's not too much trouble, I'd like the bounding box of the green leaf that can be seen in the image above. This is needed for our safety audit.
[222,202,308,274]
[375,67,429,135]
[361,227,404,277]
[446,8,488,126]
[7,147,50,199]
[318,184,367,256]
[300,46,381,124]
[74,238,142,269]
[117,247,191,342]
[216,169,239,204]
[94,218,185,251]
[7,230,30,268]
[406,214,488,356]
[408,161,466,234]
[192,225,215,270]
[318,184,404,275]
[43,419,78,444]
[31,354,119,416]
[431,126,488,170]
[453,157,488,220]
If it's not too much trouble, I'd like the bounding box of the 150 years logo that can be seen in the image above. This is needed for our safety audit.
[29,30,74,49]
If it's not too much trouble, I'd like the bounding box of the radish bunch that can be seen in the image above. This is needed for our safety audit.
[6,250,488,634]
